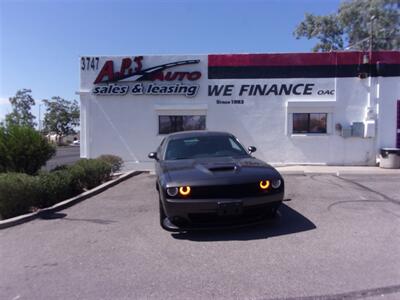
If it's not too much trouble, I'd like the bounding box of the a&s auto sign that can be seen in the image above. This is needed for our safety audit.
[92,56,201,97]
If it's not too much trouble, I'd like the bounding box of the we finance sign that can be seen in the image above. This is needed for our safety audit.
[92,57,201,97]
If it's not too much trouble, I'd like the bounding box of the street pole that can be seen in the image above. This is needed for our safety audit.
[38,103,41,132]
[369,16,375,66]
[368,15,379,159]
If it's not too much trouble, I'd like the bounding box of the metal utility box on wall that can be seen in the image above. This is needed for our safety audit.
[341,126,352,138]
[351,122,365,137]
[364,120,376,138]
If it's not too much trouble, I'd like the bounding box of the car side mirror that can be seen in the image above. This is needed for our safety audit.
[148,152,158,160]
[248,146,257,153]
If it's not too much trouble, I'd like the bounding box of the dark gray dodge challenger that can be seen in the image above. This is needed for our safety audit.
[148,131,284,231]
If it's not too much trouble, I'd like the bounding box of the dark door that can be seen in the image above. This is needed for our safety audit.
[397,100,400,148]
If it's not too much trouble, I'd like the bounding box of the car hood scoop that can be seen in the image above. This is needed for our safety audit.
[193,157,240,174]
[207,165,238,172]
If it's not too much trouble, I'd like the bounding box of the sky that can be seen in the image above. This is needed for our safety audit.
[0,0,340,123]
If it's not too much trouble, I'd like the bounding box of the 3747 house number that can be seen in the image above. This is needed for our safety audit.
[81,57,100,71]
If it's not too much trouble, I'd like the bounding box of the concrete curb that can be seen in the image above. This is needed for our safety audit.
[280,170,400,176]
[335,170,400,176]
[279,171,305,175]
[278,167,400,176]
[0,170,143,230]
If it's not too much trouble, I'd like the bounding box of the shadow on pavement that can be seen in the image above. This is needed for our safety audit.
[171,204,316,242]
[38,211,116,225]
[38,212,67,219]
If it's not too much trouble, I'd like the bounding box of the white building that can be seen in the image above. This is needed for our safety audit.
[79,52,400,170]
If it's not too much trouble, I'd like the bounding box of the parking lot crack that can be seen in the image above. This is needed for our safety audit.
[266,283,400,299]
[336,175,400,206]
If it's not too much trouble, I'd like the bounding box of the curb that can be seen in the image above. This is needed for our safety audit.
[0,170,143,230]
[279,169,400,176]
[336,170,400,176]
[279,171,305,176]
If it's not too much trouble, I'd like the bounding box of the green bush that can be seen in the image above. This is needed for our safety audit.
[35,170,80,208]
[0,125,56,175]
[0,158,113,219]
[51,164,68,172]
[66,164,86,193]
[0,173,38,219]
[97,154,123,173]
[0,127,8,173]
[74,159,112,189]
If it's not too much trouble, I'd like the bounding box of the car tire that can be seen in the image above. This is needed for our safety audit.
[159,196,167,229]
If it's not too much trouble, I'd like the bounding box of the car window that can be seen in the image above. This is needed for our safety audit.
[157,138,166,157]
[229,137,242,151]
[164,135,248,160]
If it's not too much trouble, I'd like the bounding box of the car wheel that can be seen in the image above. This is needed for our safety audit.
[159,196,167,228]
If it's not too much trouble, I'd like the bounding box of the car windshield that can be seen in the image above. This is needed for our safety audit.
[164,135,249,160]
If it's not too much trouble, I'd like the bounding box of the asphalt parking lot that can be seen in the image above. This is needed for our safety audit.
[1,173,400,300]
[44,146,80,171]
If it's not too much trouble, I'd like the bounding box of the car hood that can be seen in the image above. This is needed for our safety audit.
[160,156,281,187]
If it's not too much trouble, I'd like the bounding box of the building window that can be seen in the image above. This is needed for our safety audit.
[159,115,206,134]
[293,113,327,134]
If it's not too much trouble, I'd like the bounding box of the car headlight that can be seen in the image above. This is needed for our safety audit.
[179,186,191,196]
[259,180,270,190]
[166,187,178,197]
[271,179,282,189]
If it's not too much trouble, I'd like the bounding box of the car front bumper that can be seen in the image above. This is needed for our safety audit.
[161,192,284,231]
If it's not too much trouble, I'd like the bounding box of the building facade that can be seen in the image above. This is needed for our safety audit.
[79,52,400,170]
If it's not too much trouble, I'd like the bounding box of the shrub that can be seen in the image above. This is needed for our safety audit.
[35,170,76,208]
[35,159,111,208]
[0,173,38,219]
[0,127,8,173]
[0,125,56,175]
[0,158,113,219]
[51,165,68,172]
[97,154,123,173]
[74,159,112,189]
[66,164,86,193]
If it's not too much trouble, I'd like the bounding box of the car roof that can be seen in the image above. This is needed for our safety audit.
[166,130,234,140]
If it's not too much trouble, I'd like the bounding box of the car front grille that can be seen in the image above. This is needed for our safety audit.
[188,203,276,225]
[189,183,281,199]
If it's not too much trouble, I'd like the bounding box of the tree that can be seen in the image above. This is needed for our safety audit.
[5,89,36,128]
[42,97,80,138]
[294,0,400,52]
[0,125,55,175]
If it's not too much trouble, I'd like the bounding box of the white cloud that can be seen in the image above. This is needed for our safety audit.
[0,97,10,105]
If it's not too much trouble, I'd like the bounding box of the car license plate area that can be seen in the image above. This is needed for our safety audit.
[217,201,242,216]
